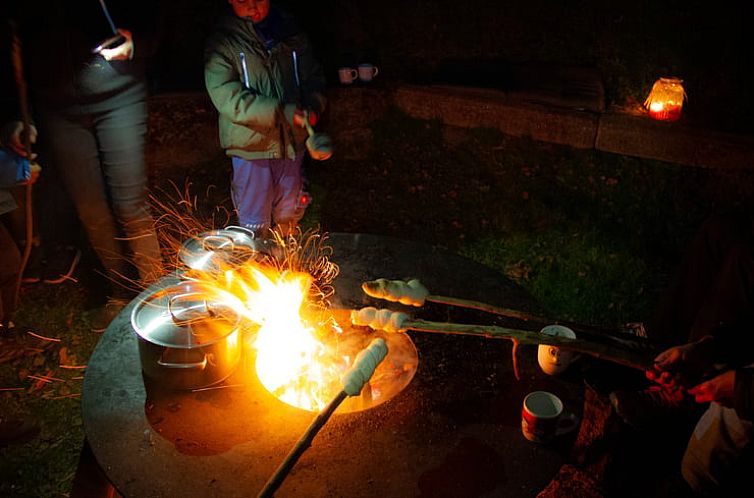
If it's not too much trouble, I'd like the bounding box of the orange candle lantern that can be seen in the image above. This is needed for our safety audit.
[644,77,686,121]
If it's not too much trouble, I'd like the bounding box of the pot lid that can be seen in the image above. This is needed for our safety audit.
[178,226,276,274]
[131,281,241,348]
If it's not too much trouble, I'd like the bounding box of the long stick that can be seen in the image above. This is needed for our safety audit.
[257,339,388,498]
[351,308,656,379]
[257,390,348,498]
[426,294,633,333]
[361,279,648,341]
[9,21,35,306]
[405,318,655,372]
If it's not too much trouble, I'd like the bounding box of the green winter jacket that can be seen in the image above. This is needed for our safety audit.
[204,8,326,160]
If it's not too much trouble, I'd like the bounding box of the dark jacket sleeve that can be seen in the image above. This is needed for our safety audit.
[734,367,754,421]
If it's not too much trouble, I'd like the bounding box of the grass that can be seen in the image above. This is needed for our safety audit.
[2,107,753,496]
[1,284,97,498]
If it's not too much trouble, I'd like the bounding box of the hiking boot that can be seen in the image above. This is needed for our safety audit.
[0,414,40,446]
[43,246,81,284]
[88,298,129,333]
[609,386,695,431]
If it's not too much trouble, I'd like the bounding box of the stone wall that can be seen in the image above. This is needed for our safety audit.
[147,86,754,174]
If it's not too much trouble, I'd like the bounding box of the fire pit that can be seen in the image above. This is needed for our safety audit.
[82,233,583,498]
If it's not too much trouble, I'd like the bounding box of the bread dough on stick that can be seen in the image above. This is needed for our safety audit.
[350,306,409,333]
[361,278,430,307]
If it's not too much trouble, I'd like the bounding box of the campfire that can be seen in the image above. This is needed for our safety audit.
[133,223,418,414]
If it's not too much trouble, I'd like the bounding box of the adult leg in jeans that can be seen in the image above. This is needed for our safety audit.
[40,102,161,293]
[40,110,129,295]
[95,99,161,285]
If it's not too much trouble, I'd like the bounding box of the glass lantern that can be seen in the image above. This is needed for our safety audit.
[644,77,686,121]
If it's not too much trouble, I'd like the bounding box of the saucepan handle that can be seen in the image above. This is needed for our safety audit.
[158,351,208,370]
[168,292,214,326]
[201,234,236,253]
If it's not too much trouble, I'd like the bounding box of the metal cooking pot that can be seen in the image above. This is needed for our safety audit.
[178,226,277,276]
[131,281,243,390]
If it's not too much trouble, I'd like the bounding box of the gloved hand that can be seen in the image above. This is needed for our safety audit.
[0,121,37,159]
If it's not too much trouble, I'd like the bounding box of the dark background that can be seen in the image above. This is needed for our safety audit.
[151,0,754,133]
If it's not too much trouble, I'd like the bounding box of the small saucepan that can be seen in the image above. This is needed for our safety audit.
[178,226,277,276]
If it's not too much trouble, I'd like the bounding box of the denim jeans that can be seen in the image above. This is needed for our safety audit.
[38,99,161,288]
[230,154,306,235]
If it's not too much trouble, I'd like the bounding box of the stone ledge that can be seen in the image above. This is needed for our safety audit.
[596,113,754,170]
[388,85,754,170]
[391,85,599,149]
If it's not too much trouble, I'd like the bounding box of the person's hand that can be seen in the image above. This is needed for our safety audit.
[100,29,133,61]
[1,121,37,158]
[16,161,42,186]
[646,335,716,389]
[20,162,42,185]
[687,370,736,407]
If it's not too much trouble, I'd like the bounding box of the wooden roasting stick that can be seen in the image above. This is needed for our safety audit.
[361,278,650,347]
[351,307,655,381]
[257,338,388,498]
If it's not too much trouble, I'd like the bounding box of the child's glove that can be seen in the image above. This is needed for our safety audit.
[283,105,318,128]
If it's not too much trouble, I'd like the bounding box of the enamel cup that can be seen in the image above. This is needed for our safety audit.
[338,67,358,85]
[521,391,579,443]
[537,324,580,375]
[357,63,379,83]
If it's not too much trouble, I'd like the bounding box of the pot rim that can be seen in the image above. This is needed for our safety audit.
[131,282,241,349]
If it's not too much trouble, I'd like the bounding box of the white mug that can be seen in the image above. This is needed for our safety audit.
[338,67,358,85]
[521,391,579,443]
[537,324,580,376]
[357,63,379,82]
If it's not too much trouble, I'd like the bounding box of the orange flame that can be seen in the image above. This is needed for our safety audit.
[197,262,346,412]
[242,267,345,411]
